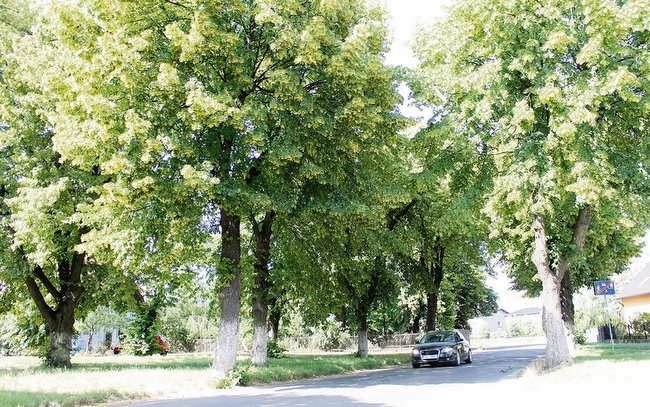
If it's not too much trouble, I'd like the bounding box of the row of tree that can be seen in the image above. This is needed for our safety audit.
[1,0,648,375]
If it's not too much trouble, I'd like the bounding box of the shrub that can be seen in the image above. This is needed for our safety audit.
[631,313,650,336]
[266,340,287,359]
[309,316,352,351]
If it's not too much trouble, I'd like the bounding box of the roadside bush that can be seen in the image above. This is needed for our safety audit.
[309,316,352,351]
[267,340,287,359]
[631,313,650,336]
[0,310,46,356]
[159,297,219,353]
[506,318,543,337]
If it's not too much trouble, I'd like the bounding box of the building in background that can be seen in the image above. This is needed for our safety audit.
[618,263,650,322]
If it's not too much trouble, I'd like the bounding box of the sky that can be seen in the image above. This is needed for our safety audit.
[383,0,450,67]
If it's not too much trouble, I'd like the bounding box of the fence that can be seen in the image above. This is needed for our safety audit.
[597,321,650,343]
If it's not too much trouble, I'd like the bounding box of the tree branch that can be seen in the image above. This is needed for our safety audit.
[32,266,60,299]
[25,276,55,324]
[386,199,417,231]
[557,205,592,279]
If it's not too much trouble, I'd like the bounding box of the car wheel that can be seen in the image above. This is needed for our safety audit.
[412,362,421,369]
[465,349,472,364]
[454,351,461,366]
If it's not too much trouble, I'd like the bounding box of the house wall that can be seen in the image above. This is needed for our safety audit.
[621,294,650,321]
[469,310,509,338]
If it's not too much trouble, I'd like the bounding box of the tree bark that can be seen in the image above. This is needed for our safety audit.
[268,291,285,342]
[213,209,242,378]
[532,206,591,369]
[251,211,275,366]
[411,301,424,333]
[532,212,571,368]
[425,244,444,332]
[357,313,369,358]
[560,272,575,332]
[425,292,438,331]
[24,252,86,368]
[268,305,281,341]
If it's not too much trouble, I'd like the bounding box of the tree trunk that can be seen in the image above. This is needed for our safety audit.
[411,301,423,333]
[251,212,275,366]
[532,212,572,368]
[268,301,282,341]
[24,251,85,368]
[560,272,575,330]
[48,307,75,368]
[532,197,591,369]
[251,291,268,366]
[213,209,242,378]
[357,312,369,358]
[425,292,438,331]
[424,245,444,332]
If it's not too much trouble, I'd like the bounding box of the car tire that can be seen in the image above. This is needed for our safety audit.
[465,349,472,364]
[454,351,461,366]
[412,362,421,369]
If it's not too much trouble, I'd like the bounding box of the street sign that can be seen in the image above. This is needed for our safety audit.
[593,280,616,296]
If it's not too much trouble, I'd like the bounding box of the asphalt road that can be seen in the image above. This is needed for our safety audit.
[117,343,545,407]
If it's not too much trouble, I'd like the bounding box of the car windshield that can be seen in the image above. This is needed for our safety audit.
[420,332,454,343]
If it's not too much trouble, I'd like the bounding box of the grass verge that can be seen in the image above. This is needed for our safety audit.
[238,353,410,386]
[0,390,131,407]
[0,352,410,406]
[574,342,650,362]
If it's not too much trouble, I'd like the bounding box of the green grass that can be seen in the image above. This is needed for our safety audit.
[0,390,130,407]
[238,353,410,386]
[575,342,650,362]
[0,352,410,406]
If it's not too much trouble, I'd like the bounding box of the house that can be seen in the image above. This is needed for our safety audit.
[509,307,542,318]
[507,307,543,337]
[618,263,650,322]
[469,309,509,337]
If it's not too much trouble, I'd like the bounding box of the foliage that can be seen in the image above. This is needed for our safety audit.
[159,292,219,353]
[414,0,650,366]
[0,307,45,356]
[308,315,353,351]
[507,318,544,338]
[630,312,650,337]
[266,339,287,359]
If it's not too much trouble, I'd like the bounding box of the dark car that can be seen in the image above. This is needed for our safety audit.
[411,329,472,368]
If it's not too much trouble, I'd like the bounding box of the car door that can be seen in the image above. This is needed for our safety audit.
[455,332,467,358]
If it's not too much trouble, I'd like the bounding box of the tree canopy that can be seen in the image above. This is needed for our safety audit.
[415,0,650,368]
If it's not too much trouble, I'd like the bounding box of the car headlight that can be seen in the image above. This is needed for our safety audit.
[412,349,420,357]
[441,347,454,356]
